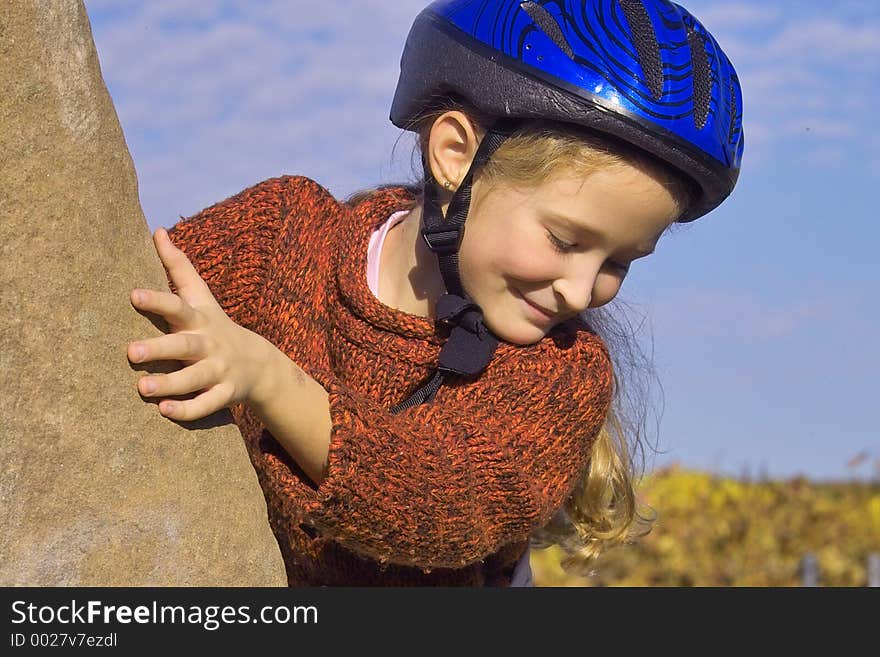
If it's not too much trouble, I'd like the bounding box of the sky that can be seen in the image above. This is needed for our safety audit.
[82,0,879,482]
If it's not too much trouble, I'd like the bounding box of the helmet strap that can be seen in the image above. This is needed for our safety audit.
[421,119,519,297]
[390,120,518,414]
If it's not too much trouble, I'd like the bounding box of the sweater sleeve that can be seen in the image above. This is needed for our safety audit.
[163,176,305,331]
[291,331,614,571]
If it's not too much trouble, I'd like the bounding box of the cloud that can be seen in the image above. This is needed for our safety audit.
[781,119,857,139]
[83,0,427,225]
[685,3,880,170]
[694,4,782,31]
[804,146,847,168]
[762,19,880,62]
[650,287,834,341]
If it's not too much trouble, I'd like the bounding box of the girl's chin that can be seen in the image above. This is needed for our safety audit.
[484,313,548,346]
[472,287,555,345]
[504,332,545,346]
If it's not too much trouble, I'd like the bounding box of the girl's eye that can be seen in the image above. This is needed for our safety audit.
[547,230,630,273]
[546,230,576,253]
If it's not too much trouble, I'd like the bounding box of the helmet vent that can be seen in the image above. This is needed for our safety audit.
[618,0,664,100]
[521,2,574,59]
[687,25,711,129]
[728,75,739,145]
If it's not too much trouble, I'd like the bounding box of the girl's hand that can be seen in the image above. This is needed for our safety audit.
[128,227,270,421]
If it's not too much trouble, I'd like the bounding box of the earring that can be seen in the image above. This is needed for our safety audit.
[443,179,454,191]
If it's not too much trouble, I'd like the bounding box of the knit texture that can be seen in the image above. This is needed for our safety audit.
[165,175,615,586]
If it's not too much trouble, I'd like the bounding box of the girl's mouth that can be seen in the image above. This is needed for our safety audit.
[514,289,556,323]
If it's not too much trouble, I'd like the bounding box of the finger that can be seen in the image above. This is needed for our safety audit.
[153,227,212,299]
[158,383,234,422]
[138,358,218,398]
[128,331,206,365]
[130,288,197,329]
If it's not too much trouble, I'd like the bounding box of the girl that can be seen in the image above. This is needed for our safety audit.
[128,0,743,586]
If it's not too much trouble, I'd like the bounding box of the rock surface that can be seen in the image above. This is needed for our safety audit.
[0,1,287,585]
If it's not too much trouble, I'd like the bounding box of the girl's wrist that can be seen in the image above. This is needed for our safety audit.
[244,331,285,409]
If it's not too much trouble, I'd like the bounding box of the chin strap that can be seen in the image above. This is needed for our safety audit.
[390,120,518,415]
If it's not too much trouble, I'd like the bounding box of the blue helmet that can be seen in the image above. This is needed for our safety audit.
[390,0,744,221]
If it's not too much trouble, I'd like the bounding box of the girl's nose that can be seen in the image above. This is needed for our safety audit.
[552,258,602,315]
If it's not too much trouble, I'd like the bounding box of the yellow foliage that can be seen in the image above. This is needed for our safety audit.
[869,496,880,532]
[531,467,880,587]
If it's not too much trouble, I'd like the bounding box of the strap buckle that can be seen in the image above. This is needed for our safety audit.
[421,227,460,256]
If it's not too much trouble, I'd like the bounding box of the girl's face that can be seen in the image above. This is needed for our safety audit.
[457,163,681,345]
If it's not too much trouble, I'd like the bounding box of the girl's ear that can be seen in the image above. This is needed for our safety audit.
[425,111,483,192]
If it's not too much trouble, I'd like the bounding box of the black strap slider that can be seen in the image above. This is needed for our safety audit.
[422,227,460,256]
[435,293,476,324]
[438,324,499,377]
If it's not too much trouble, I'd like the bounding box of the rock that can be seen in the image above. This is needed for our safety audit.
[0,1,287,585]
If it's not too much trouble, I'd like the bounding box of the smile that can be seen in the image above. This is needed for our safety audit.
[515,289,557,323]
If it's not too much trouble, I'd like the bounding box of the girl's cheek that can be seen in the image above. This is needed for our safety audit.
[497,239,555,281]
[462,222,551,284]
[590,275,623,308]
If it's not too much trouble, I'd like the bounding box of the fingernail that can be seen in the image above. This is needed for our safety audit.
[161,402,175,414]
[141,379,156,394]
[132,290,144,304]
[132,345,145,361]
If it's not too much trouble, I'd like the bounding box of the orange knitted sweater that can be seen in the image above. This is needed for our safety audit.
[166,175,614,586]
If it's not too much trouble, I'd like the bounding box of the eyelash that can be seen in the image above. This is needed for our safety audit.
[546,230,576,253]
[546,231,629,272]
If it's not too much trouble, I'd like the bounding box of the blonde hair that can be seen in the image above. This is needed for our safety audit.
[350,94,697,576]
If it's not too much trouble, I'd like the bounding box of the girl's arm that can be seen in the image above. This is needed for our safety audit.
[130,224,333,484]
[246,337,332,488]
